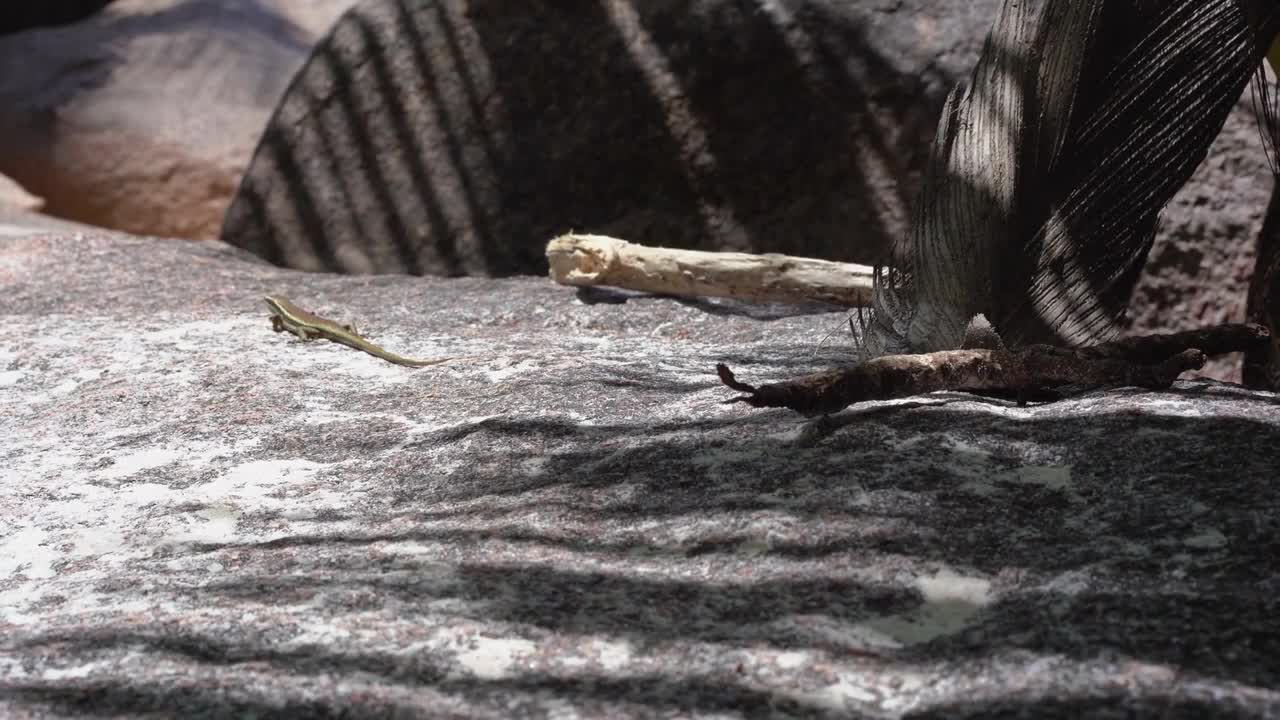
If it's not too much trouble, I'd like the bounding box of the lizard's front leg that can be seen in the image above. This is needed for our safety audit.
[272,316,318,341]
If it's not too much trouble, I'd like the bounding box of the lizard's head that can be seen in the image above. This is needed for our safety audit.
[263,295,287,314]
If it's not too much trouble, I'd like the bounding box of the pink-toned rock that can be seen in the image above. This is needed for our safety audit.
[0,171,42,212]
[0,0,355,240]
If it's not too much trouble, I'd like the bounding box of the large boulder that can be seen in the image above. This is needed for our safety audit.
[3,228,1279,718]
[221,0,997,275]
[0,0,357,240]
[0,172,42,213]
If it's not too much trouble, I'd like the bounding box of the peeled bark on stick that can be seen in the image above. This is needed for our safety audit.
[546,233,874,307]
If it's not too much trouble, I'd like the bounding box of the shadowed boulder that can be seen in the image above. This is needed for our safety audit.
[220,0,987,276]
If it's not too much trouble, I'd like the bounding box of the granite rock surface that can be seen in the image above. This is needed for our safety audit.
[2,230,1279,718]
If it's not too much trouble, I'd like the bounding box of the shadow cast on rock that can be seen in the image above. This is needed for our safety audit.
[222,0,950,276]
[178,396,1280,698]
[12,388,1277,718]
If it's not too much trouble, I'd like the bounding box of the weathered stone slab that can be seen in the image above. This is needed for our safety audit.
[2,230,1278,717]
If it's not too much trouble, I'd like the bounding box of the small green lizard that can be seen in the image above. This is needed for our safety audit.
[264,295,454,368]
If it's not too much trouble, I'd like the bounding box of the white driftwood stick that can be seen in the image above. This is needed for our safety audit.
[545,233,875,306]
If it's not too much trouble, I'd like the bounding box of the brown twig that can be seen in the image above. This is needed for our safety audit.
[718,323,1269,416]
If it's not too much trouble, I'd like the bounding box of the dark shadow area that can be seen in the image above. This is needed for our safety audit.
[0,1,115,36]
[905,695,1269,720]
[6,683,426,720]
[221,0,955,276]
[5,662,822,719]
[575,286,851,320]
[670,296,850,320]
[573,286,637,305]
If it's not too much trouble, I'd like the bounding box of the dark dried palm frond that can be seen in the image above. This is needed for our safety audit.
[1244,38,1280,388]
[1251,53,1280,173]
[867,0,1280,357]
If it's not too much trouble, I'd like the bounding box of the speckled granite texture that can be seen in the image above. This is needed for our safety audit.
[2,231,1279,718]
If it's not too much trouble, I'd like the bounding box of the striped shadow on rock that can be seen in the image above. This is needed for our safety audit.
[220,0,979,277]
